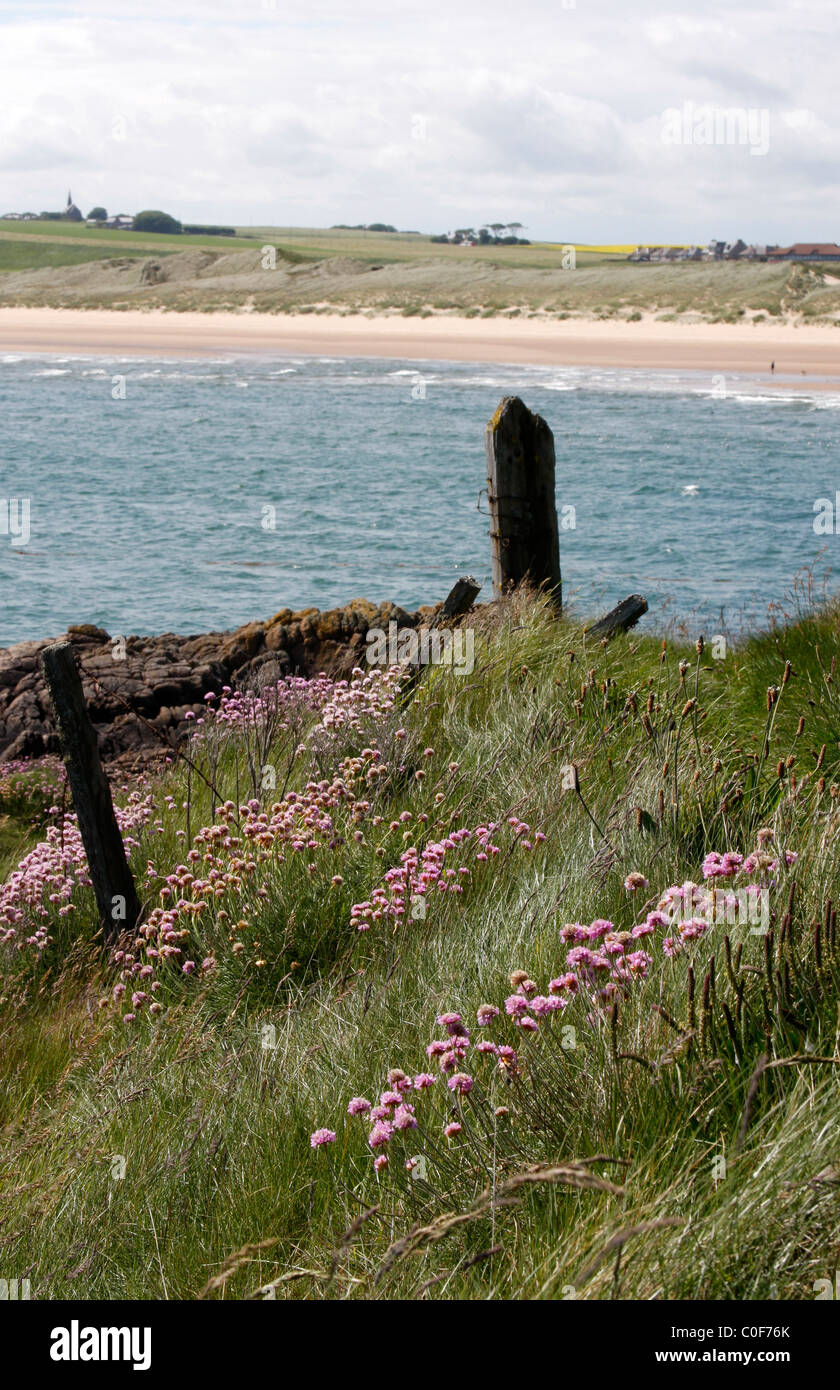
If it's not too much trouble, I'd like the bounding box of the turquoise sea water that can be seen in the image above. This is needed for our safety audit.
[1,352,839,646]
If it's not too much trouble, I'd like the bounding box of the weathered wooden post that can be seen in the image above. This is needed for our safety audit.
[432,575,481,628]
[485,396,562,607]
[41,641,142,942]
[586,594,649,642]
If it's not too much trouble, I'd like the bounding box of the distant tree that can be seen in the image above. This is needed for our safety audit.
[87,207,107,221]
[366,223,397,233]
[478,227,492,244]
[182,224,236,237]
[132,210,182,234]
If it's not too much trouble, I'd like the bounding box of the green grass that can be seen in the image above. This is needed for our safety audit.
[1,593,840,1300]
[3,221,840,322]
[0,240,161,273]
[0,220,259,252]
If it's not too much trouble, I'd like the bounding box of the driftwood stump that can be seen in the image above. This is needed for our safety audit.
[41,641,142,942]
[485,396,561,607]
[586,594,648,641]
[432,575,481,628]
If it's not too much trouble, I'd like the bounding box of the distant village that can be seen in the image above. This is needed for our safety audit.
[629,240,840,263]
[1,192,134,230]
[0,192,234,237]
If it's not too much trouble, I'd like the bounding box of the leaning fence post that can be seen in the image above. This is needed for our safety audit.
[41,641,142,942]
[585,594,649,642]
[485,396,561,607]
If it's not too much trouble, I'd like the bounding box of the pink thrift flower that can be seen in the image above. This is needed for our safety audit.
[549,973,579,995]
[447,1072,473,1095]
[624,872,649,892]
[386,1069,412,1092]
[531,995,566,1016]
[368,1120,393,1149]
[505,994,529,1017]
[310,1128,336,1148]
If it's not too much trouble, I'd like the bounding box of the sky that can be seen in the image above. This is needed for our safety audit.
[0,0,837,244]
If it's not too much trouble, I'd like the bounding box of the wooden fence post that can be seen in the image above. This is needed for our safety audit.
[432,575,481,628]
[41,641,142,942]
[485,396,561,607]
[585,594,649,642]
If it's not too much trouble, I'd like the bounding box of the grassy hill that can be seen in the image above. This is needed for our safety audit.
[2,222,839,322]
[1,590,839,1300]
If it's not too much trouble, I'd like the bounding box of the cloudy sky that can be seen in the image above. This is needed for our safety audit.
[0,0,837,243]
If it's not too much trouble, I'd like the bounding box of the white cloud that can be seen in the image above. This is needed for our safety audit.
[0,0,837,240]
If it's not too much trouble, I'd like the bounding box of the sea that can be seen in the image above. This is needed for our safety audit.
[2,351,839,648]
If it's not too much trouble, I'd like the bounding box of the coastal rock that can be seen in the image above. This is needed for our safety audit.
[0,597,436,768]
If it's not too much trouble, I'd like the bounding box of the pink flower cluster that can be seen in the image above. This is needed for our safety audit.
[0,755,66,807]
[117,758,384,1012]
[193,666,403,740]
[317,1029,485,1170]
[702,846,796,881]
[314,837,796,1168]
[314,1003,535,1170]
[350,820,545,931]
[110,670,409,1016]
[0,792,155,952]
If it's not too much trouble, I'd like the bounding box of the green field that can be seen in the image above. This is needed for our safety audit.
[1,591,840,1300]
[0,239,161,273]
[0,219,623,270]
[1,221,839,322]
[0,219,259,253]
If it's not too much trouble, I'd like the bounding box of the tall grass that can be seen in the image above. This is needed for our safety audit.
[1,592,839,1300]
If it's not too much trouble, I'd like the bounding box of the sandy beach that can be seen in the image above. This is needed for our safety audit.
[1,306,840,381]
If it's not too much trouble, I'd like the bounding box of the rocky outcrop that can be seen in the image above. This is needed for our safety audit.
[0,599,436,768]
